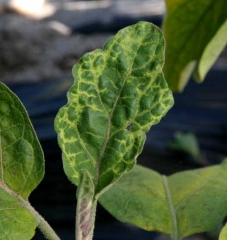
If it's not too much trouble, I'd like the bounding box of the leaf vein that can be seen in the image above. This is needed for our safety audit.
[162,175,178,240]
[175,173,218,212]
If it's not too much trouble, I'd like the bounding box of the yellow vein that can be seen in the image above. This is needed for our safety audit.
[76,130,96,166]
[0,128,3,183]
[96,83,108,117]
[94,55,136,188]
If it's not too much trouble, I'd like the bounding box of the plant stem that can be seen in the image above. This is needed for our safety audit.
[32,205,62,240]
[75,170,96,240]
[76,197,97,240]
[1,183,61,240]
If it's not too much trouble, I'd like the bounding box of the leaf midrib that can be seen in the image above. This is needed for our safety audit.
[94,40,142,190]
[0,182,26,206]
[0,182,37,219]
[94,70,131,187]
[162,175,179,240]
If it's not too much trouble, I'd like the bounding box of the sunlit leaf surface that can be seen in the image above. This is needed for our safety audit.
[100,161,227,239]
[163,0,227,91]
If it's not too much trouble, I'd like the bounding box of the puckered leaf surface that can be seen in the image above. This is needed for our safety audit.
[163,0,227,91]
[100,161,227,239]
[55,21,174,195]
[0,82,45,239]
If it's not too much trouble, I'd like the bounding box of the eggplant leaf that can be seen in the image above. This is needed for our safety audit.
[0,82,44,239]
[100,161,227,239]
[163,0,227,91]
[55,21,174,195]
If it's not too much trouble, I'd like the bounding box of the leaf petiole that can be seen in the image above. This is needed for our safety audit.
[75,170,96,240]
[1,182,61,240]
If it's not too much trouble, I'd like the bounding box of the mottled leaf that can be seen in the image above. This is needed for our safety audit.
[55,21,174,196]
[163,0,227,91]
[100,161,227,239]
[0,82,45,239]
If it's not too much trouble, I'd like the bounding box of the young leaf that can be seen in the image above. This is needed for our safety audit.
[55,21,174,195]
[55,21,173,239]
[100,161,227,240]
[163,0,227,91]
[0,82,45,239]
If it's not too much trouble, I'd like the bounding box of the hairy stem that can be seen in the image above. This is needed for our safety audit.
[1,182,61,240]
[33,207,61,240]
[75,170,96,240]
[76,197,97,240]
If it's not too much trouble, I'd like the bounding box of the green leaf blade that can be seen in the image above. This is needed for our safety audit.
[100,161,227,238]
[0,82,44,199]
[0,82,47,239]
[163,0,227,91]
[194,19,227,82]
[169,163,227,238]
[55,21,174,195]
[0,188,37,240]
[100,165,172,233]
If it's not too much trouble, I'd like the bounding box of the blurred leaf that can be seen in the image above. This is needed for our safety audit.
[168,132,208,166]
[194,20,227,82]
[36,79,73,100]
[0,82,45,239]
[163,0,227,91]
[100,161,227,239]
[55,21,174,195]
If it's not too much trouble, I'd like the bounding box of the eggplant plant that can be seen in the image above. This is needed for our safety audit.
[0,20,226,240]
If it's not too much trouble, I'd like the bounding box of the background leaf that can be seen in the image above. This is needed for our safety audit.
[194,19,227,82]
[0,82,45,239]
[55,21,174,196]
[168,132,202,160]
[168,132,209,166]
[100,161,227,239]
[163,0,227,91]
